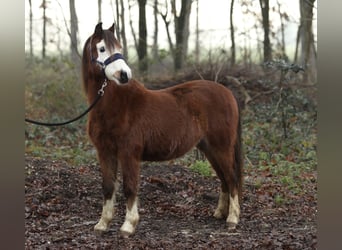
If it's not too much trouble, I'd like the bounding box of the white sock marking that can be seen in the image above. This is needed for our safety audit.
[94,182,118,232]
[120,198,139,235]
[214,191,229,218]
[227,194,240,225]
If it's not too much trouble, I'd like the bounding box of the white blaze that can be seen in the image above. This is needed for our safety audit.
[96,40,132,84]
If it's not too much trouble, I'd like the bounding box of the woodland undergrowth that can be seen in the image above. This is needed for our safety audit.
[25,57,317,204]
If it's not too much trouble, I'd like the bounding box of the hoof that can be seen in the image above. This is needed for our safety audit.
[227,222,237,230]
[119,221,136,238]
[119,228,135,238]
[214,209,227,219]
[94,220,109,234]
[119,230,132,239]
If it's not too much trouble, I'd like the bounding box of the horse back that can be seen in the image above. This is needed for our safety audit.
[164,80,239,124]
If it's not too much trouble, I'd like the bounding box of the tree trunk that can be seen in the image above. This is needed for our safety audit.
[152,0,159,61]
[138,0,148,73]
[277,0,286,59]
[69,0,79,63]
[259,0,272,62]
[98,0,102,22]
[42,0,47,58]
[195,0,199,64]
[294,24,301,63]
[29,0,33,59]
[230,0,236,66]
[115,0,121,42]
[120,0,128,58]
[160,1,174,56]
[128,1,138,52]
[299,0,316,83]
[172,0,192,71]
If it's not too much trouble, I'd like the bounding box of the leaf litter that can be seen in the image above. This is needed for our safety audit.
[25,156,316,249]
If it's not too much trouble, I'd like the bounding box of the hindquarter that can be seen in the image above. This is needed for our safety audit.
[187,82,239,148]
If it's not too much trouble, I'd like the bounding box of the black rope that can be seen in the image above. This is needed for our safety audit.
[25,94,102,127]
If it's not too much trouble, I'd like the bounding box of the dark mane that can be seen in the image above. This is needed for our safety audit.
[81,37,92,94]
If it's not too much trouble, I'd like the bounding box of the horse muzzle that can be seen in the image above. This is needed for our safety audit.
[120,71,129,84]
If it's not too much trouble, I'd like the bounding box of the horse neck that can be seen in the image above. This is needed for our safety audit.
[83,70,108,104]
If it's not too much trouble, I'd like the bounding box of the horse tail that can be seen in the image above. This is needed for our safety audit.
[234,100,243,200]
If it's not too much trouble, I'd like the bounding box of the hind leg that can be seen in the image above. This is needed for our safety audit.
[198,143,240,229]
[207,155,230,219]
[219,150,240,229]
[215,161,240,229]
[94,154,119,233]
[197,143,229,219]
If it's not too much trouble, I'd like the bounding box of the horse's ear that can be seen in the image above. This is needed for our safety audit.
[94,22,103,36]
[109,23,115,33]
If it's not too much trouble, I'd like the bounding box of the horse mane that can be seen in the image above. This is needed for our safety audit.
[81,37,92,94]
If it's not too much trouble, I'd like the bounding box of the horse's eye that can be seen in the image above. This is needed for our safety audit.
[99,47,105,53]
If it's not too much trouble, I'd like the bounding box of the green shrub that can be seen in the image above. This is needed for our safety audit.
[190,160,212,177]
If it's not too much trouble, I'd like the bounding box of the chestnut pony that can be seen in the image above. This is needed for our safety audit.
[82,23,243,237]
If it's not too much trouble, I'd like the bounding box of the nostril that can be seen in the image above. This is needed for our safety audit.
[120,71,129,83]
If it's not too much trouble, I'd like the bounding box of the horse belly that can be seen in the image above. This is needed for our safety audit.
[141,127,201,162]
[142,142,194,161]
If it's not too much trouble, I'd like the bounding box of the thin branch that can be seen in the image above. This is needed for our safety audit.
[56,0,81,59]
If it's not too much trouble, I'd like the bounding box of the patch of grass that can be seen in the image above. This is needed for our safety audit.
[274,194,286,206]
[190,160,212,177]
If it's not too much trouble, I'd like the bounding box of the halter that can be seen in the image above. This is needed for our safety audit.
[89,36,126,71]
[92,53,126,69]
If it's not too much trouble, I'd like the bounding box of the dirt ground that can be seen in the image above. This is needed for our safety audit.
[25,156,317,249]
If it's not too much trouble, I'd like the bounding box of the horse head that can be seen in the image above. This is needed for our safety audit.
[89,22,132,84]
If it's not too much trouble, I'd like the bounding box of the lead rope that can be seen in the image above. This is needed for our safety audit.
[25,79,108,127]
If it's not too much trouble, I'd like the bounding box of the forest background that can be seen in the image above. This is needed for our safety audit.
[25,1,318,247]
[25,0,317,171]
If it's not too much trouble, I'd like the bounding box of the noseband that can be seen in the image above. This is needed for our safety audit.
[92,53,126,70]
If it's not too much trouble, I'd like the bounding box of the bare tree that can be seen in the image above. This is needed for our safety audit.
[138,0,148,73]
[298,0,316,83]
[195,0,199,64]
[152,0,159,61]
[28,0,33,59]
[230,0,236,66]
[128,1,138,52]
[172,0,193,71]
[160,0,175,55]
[115,0,121,42]
[119,0,128,58]
[41,0,47,58]
[69,0,79,63]
[159,0,192,71]
[277,0,287,59]
[259,0,272,62]
[98,0,102,22]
